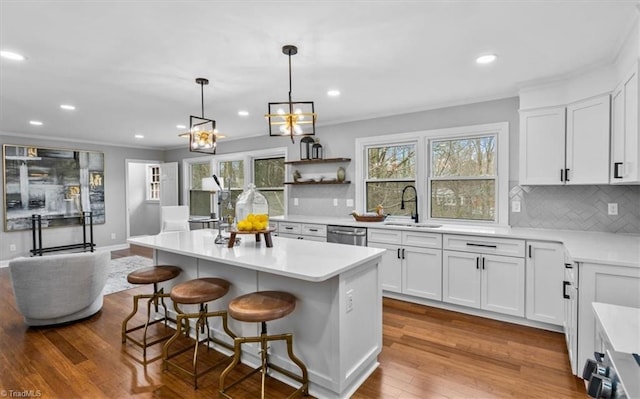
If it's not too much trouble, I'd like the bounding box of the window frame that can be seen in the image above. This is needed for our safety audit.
[181,147,288,218]
[146,164,161,202]
[355,122,509,225]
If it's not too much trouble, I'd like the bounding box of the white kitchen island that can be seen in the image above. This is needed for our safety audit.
[128,229,384,399]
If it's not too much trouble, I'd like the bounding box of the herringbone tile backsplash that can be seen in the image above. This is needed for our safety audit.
[509,182,640,234]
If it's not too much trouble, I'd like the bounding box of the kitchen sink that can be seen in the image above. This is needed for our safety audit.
[383,221,442,229]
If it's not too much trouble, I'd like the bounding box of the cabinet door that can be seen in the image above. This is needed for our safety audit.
[443,250,481,308]
[611,81,626,182]
[481,254,525,317]
[402,247,442,301]
[519,107,566,185]
[565,95,610,184]
[623,67,639,182]
[369,242,402,293]
[525,241,564,325]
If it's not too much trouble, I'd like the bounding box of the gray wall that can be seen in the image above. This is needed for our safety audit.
[128,162,161,236]
[0,133,164,261]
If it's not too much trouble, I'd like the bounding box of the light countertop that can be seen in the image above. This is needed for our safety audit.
[592,302,640,353]
[128,229,384,282]
[272,215,640,268]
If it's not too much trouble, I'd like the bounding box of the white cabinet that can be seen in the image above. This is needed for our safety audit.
[565,95,611,184]
[442,235,525,317]
[611,62,640,183]
[519,106,566,185]
[367,229,442,301]
[525,241,564,326]
[577,262,640,376]
[276,222,326,242]
[519,94,610,185]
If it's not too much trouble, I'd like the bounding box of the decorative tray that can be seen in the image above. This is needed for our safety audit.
[352,214,385,222]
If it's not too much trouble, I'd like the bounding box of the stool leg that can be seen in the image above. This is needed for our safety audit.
[163,313,185,371]
[219,337,244,397]
[284,333,309,395]
[260,322,268,399]
[122,294,141,343]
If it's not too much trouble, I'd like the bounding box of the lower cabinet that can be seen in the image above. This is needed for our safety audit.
[368,229,442,301]
[525,241,564,325]
[276,222,326,242]
[442,234,525,317]
[443,251,525,317]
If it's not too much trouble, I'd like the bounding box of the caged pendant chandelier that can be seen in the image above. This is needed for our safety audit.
[188,77,217,154]
[266,45,317,143]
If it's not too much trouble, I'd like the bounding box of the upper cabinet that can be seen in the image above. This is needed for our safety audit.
[611,62,640,184]
[519,94,610,185]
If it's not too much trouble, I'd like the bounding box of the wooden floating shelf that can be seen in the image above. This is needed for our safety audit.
[284,157,351,165]
[285,180,351,185]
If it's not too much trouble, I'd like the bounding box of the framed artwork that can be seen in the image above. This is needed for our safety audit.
[3,144,105,231]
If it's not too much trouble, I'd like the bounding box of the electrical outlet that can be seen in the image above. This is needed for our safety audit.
[511,200,521,213]
[333,198,338,206]
[346,289,354,313]
[346,199,354,207]
[608,203,618,216]
[9,244,16,251]
[111,233,116,239]
[294,197,299,206]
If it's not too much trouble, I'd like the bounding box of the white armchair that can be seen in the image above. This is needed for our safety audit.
[160,205,191,233]
[9,251,109,326]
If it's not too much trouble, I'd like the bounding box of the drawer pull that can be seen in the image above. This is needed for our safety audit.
[466,243,497,249]
[564,263,573,269]
[397,248,401,259]
[482,257,485,270]
[476,257,479,270]
[309,228,319,232]
[285,226,294,230]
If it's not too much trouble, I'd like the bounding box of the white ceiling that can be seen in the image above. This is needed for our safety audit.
[0,1,637,150]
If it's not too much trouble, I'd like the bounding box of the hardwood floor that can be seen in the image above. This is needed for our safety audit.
[0,249,586,398]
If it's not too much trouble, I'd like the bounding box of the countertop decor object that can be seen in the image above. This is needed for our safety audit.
[226,227,276,248]
[351,212,386,222]
[300,136,314,160]
[266,45,317,143]
[311,138,323,159]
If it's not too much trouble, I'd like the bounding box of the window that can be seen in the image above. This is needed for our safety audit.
[218,159,244,222]
[365,143,416,216]
[146,164,160,201]
[189,161,212,216]
[430,136,496,221]
[254,157,285,216]
[356,122,508,225]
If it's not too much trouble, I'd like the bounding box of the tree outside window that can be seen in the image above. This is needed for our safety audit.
[219,160,244,222]
[430,136,496,221]
[189,162,212,216]
[253,157,285,216]
[365,144,416,216]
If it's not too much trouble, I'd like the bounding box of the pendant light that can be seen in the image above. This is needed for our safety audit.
[266,45,316,143]
[189,78,217,154]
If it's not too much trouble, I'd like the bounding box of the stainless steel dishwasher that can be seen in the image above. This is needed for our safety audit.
[327,225,367,246]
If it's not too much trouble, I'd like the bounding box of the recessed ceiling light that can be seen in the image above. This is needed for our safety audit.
[29,120,43,126]
[238,110,249,117]
[60,104,76,110]
[134,134,144,139]
[476,54,497,64]
[0,50,26,61]
[327,90,341,97]
[176,124,186,129]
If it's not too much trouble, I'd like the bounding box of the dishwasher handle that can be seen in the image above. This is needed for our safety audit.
[330,229,366,236]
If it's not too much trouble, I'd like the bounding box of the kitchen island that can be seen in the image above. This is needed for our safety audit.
[128,229,385,399]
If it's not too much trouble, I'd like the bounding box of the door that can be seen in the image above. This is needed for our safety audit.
[160,162,179,206]
[565,95,610,184]
[526,241,564,325]
[443,250,481,308]
[481,254,525,317]
[403,246,442,300]
[519,107,566,185]
[370,242,402,293]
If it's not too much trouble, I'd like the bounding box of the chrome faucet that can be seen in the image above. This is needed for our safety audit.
[400,185,419,223]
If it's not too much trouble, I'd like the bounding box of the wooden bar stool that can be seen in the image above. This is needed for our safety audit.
[162,277,237,389]
[121,265,182,362]
[219,291,308,399]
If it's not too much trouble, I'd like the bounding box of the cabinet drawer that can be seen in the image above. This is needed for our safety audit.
[402,231,442,248]
[443,234,524,257]
[302,223,326,237]
[278,222,301,234]
[368,229,402,245]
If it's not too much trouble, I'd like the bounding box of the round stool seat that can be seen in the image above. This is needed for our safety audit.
[127,265,182,285]
[228,291,296,323]
[170,278,230,305]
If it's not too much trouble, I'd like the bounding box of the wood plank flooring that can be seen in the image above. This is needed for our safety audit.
[0,249,586,398]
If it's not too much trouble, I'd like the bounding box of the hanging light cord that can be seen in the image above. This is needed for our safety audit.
[200,81,205,118]
[287,49,294,143]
